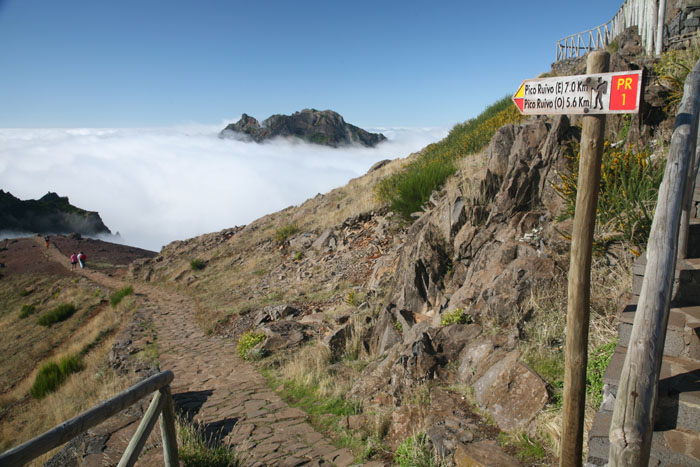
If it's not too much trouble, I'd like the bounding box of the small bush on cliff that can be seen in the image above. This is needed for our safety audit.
[237,331,265,360]
[554,141,665,249]
[376,96,523,221]
[37,303,77,326]
[440,307,471,326]
[394,433,437,467]
[109,285,134,307]
[654,41,700,112]
[273,223,299,244]
[190,258,206,271]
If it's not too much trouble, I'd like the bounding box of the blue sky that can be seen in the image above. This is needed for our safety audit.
[0,0,623,129]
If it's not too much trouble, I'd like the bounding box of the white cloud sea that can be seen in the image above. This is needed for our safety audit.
[0,124,447,251]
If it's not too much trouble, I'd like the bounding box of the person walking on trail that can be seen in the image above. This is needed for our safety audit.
[70,252,78,271]
[44,236,50,249]
[77,251,86,269]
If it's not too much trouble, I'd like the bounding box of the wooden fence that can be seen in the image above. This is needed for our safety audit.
[556,0,667,61]
[0,370,179,467]
[608,58,700,465]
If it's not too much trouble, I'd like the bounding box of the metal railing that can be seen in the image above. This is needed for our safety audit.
[608,57,700,466]
[0,370,179,467]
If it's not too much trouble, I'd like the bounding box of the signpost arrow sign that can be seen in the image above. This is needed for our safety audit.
[512,70,642,115]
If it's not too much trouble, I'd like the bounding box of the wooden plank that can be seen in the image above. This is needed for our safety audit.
[117,390,164,467]
[159,385,180,467]
[608,60,700,466]
[0,370,174,467]
[560,50,609,467]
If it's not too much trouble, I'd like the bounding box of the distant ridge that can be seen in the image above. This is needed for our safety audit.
[0,190,112,236]
[219,109,387,147]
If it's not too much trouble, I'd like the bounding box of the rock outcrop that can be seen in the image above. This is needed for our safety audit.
[219,109,387,147]
[0,190,112,236]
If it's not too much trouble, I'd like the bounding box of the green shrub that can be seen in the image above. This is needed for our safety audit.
[394,433,436,467]
[554,142,666,248]
[30,362,62,398]
[237,331,266,360]
[58,354,85,376]
[440,307,471,326]
[273,224,300,244]
[19,304,37,319]
[178,418,240,467]
[587,339,617,408]
[654,42,700,112]
[30,354,84,399]
[37,303,77,327]
[376,97,523,221]
[19,289,32,297]
[190,259,206,271]
[109,285,134,307]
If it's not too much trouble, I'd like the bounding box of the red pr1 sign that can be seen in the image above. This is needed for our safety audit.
[512,70,643,115]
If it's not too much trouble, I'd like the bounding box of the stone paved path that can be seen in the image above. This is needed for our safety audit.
[42,239,356,466]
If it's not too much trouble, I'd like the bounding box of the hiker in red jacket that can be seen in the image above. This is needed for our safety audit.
[70,252,78,271]
[77,251,86,269]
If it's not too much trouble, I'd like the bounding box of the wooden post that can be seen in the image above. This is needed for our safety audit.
[609,62,700,466]
[559,50,609,467]
[0,370,173,466]
[118,390,164,467]
[655,0,666,55]
[160,385,180,467]
[679,146,696,260]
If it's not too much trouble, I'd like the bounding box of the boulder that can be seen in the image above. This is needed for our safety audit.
[385,404,429,449]
[254,304,301,326]
[260,320,307,352]
[390,332,442,394]
[323,323,352,359]
[472,352,548,431]
[312,229,337,251]
[428,324,482,358]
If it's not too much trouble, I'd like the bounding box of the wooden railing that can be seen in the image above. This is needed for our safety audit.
[608,58,700,466]
[0,370,179,467]
[556,0,667,61]
[556,20,615,61]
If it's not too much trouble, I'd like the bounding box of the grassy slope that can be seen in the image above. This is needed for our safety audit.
[0,239,139,460]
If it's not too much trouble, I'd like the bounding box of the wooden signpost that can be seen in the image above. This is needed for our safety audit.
[513,50,642,467]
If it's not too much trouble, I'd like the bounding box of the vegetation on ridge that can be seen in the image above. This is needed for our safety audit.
[554,140,666,249]
[375,96,523,220]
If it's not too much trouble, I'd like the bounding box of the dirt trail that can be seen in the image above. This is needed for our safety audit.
[39,238,356,466]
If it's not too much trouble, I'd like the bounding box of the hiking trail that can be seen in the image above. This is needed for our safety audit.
[40,238,358,466]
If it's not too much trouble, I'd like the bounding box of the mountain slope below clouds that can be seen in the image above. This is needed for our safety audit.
[0,190,112,237]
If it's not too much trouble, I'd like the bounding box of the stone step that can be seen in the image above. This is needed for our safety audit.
[587,348,700,466]
[633,255,700,305]
[602,346,700,432]
[618,301,700,360]
[650,428,700,465]
[586,412,700,466]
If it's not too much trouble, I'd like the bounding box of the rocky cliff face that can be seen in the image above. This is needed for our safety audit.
[219,109,387,147]
[0,190,112,236]
[133,35,671,462]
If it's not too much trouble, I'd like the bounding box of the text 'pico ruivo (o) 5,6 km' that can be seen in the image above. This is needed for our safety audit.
[512,70,643,115]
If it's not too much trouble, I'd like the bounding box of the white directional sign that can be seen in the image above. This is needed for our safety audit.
[512,70,643,115]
